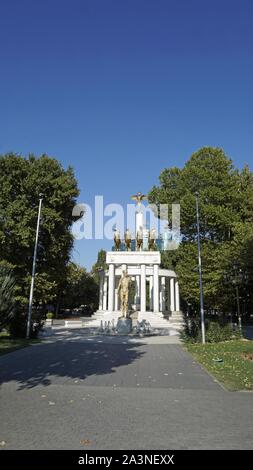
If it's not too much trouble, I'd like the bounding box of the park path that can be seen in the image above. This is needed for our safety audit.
[0,331,252,449]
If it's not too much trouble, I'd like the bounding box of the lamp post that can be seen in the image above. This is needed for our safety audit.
[224,264,248,331]
[235,283,241,330]
[195,192,205,344]
[26,194,44,339]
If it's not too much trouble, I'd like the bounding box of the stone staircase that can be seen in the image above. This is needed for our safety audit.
[137,311,171,329]
[83,310,184,331]
[84,309,184,331]
[169,311,185,330]
[83,310,122,328]
[137,311,184,330]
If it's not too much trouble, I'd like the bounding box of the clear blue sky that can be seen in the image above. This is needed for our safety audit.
[1,0,253,269]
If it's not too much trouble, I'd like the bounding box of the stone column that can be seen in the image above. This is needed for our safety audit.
[122,264,127,273]
[166,278,170,312]
[149,276,153,311]
[140,264,146,313]
[114,277,119,311]
[103,276,108,311]
[170,278,175,312]
[99,272,104,310]
[175,279,180,312]
[153,264,159,312]
[160,276,166,312]
[135,275,140,308]
[108,264,115,312]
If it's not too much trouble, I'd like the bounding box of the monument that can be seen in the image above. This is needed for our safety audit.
[88,193,184,333]
[117,270,131,318]
[116,269,132,334]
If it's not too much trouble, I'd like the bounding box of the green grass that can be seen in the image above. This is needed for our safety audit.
[186,340,253,391]
[0,332,40,356]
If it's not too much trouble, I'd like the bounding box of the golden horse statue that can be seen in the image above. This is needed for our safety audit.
[124,229,132,251]
[114,229,121,251]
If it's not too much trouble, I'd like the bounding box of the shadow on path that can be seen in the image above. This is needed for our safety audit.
[0,335,145,390]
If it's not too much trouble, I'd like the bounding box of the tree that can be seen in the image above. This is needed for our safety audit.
[148,147,253,316]
[0,153,79,310]
[91,249,107,283]
[60,262,98,312]
[0,264,16,331]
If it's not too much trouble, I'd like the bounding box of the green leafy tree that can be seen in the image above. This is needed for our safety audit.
[60,262,98,311]
[91,249,107,283]
[0,153,79,310]
[149,147,253,316]
[0,264,16,331]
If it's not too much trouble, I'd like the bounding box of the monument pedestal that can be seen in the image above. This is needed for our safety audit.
[116,317,133,335]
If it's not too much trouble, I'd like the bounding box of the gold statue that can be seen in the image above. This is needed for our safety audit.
[117,270,131,318]
[114,229,121,251]
[148,227,156,251]
[124,228,132,251]
[136,227,143,251]
[131,192,147,206]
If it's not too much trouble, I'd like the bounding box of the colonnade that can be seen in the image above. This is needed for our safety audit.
[99,264,180,313]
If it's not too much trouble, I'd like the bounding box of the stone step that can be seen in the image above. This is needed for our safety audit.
[84,311,121,327]
[84,310,185,330]
[137,311,171,329]
[64,320,83,328]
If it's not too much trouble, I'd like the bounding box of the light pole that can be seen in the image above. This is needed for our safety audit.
[231,264,247,331]
[235,283,241,330]
[195,192,205,344]
[26,194,44,339]
[224,264,248,331]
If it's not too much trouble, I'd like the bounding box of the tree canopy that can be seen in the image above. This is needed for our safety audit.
[148,147,253,317]
[60,262,98,312]
[91,249,107,282]
[0,153,79,307]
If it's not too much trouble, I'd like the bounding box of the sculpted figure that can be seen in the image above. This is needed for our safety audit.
[118,270,131,318]
[148,227,156,251]
[136,227,143,251]
[124,228,132,251]
[131,192,147,206]
[114,229,121,251]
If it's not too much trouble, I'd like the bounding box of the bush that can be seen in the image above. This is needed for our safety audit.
[46,312,54,319]
[8,310,27,338]
[181,317,242,343]
[8,309,44,338]
[31,318,44,338]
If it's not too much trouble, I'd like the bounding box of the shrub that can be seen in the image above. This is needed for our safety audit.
[46,312,54,319]
[8,310,27,338]
[181,317,242,343]
[8,308,44,338]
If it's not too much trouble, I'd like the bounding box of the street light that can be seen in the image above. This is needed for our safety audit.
[225,263,248,331]
[26,194,44,339]
[195,192,206,344]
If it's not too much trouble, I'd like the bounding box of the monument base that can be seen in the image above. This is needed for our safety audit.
[116,317,133,335]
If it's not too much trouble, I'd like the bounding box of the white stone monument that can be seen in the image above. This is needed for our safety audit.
[88,193,184,331]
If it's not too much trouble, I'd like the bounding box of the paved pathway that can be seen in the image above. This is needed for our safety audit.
[0,331,252,449]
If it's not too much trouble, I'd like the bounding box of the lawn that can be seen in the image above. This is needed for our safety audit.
[186,340,253,391]
[0,332,40,356]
